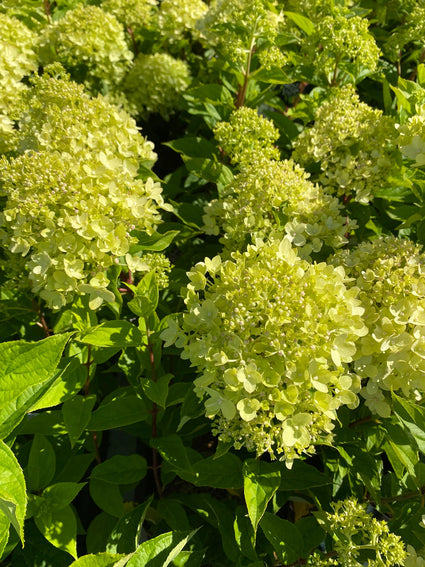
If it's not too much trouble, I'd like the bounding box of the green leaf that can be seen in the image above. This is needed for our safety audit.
[382,421,418,479]
[296,516,325,557]
[106,496,154,554]
[260,513,304,565]
[151,435,200,484]
[126,530,198,567]
[392,392,425,455]
[78,321,142,348]
[91,455,147,485]
[184,158,234,186]
[68,553,127,567]
[34,504,78,558]
[0,333,71,438]
[62,394,96,447]
[89,479,123,518]
[0,512,10,559]
[280,460,331,490]
[128,271,159,318]
[27,434,56,491]
[0,439,26,545]
[243,459,281,534]
[284,11,315,35]
[141,374,172,408]
[164,137,218,159]
[129,230,180,253]
[192,453,243,489]
[31,357,87,412]
[234,506,257,561]
[43,483,85,510]
[88,392,148,431]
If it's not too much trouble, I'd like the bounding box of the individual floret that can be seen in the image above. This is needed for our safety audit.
[203,157,356,259]
[293,86,400,203]
[123,52,191,119]
[163,238,367,462]
[38,4,133,94]
[331,236,425,417]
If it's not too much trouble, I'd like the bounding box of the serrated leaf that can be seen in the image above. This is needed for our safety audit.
[0,439,26,545]
[78,321,142,348]
[27,434,56,491]
[62,395,96,447]
[243,460,281,534]
[0,333,71,438]
[260,513,304,565]
[164,137,217,159]
[91,455,147,485]
[34,504,78,558]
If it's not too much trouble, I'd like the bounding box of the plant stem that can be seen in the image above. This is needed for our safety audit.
[235,18,260,108]
[127,27,139,56]
[33,300,51,337]
[146,320,163,498]
[43,0,52,24]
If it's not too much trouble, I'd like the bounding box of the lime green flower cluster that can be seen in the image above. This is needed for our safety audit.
[0,71,168,310]
[293,86,399,203]
[301,11,380,83]
[310,499,406,566]
[397,105,425,167]
[332,237,425,417]
[157,0,208,43]
[384,3,425,62]
[101,0,157,30]
[0,13,38,153]
[203,157,356,259]
[126,252,171,289]
[165,238,367,461]
[213,107,280,165]
[38,4,133,94]
[197,0,285,69]
[123,52,191,119]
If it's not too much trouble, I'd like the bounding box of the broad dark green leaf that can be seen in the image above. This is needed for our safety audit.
[62,395,96,447]
[42,483,85,510]
[382,422,418,479]
[243,460,281,533]
[260,513,304,565]
[284,11,315,35]
[392,392,425,455]
[128,271,159,318]
[192,452,243,489]
[164,137,217,159]
[27,434,56,491]
[89,479,123,518]
[141,374,172,408]
[280,460,331,490]
[91,455,147,485]
[88,393,148,431]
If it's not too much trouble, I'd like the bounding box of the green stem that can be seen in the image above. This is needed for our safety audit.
[235,18,260,108]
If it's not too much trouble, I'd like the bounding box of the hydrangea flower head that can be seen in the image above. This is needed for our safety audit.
[168,238,367,462]
[157,0,208,42]
[332,236,425,417]
[38,4,133,94]
[123,52,191,119]
[293,86,399,203]
[101,0,157,30]
[203,157,356,259]
[0,71,168,310]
